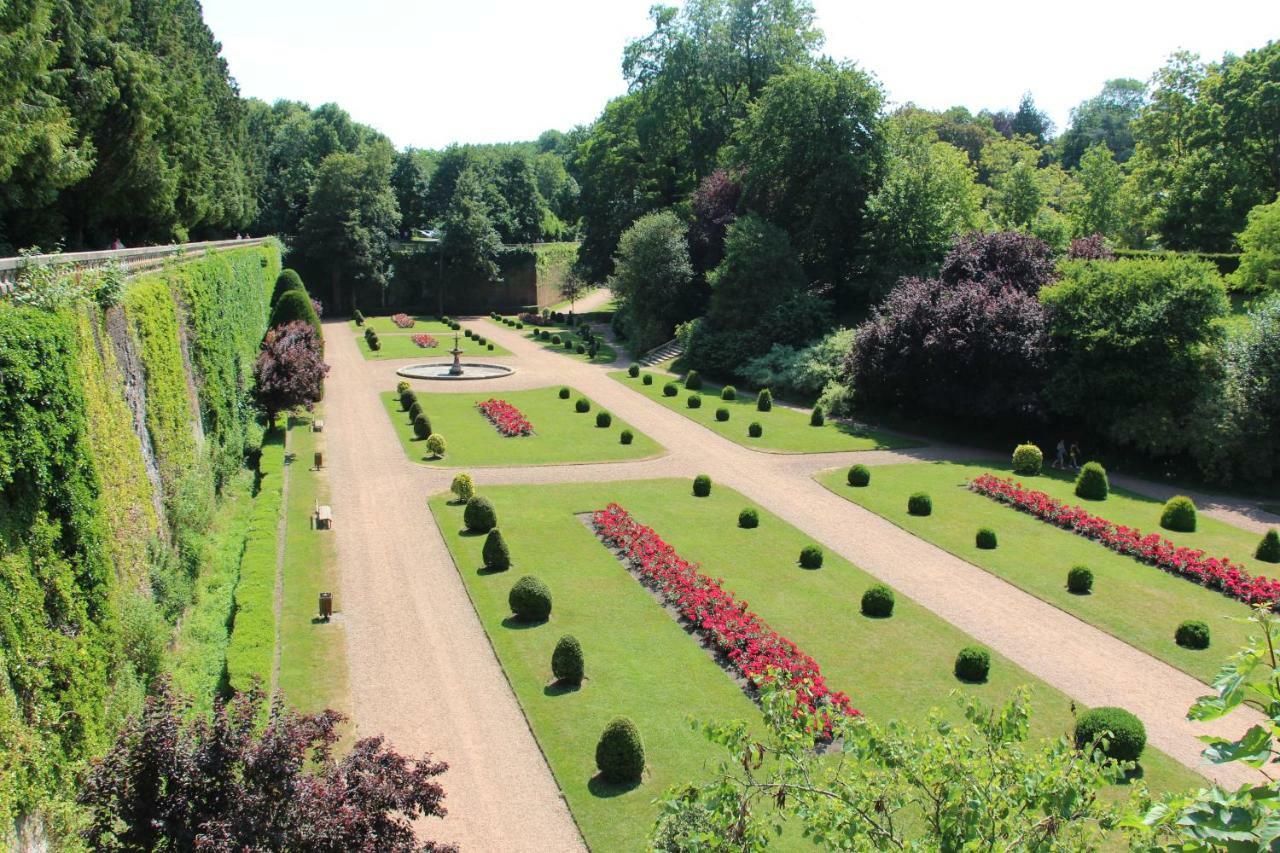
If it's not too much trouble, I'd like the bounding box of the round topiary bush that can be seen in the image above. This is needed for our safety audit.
[396,380,410,395]
[1075,461,1109,500]
[595,716,644,784]
[756,389,772,412]
[413,413,432,439]
[861,584,895,618]
[1257,530,1280,563]
[620,430,634,445]
[596,411,612,428]
[692,474,712,497]
[1012,442,1043,476]
[907,492,932,516]
[847,464,871,487]
[559,387,571,399]
[628,363,640,378]
[540,329,551,341]
[748,422,763,438]
[715,407,729,422]
[685,370,703,390]
[975,527,998,549]
[663,382,678,397]
[408,400,423,421]
[1074,707,1146,762]
[551,334,561,345]
[687,394,702,409]
[954,646,991,682]
[508,575,551,622]
[482,528,511,572]
[487,343,494,351]
[810,406,824,427]
[400,388,417,409]
[575,398,591,414]
[426,433,446,458]
[799,545,824,569]
[563,338,574,350]
[721,385,736,401]
[575,343,586,354]
[1175,620,1210,650]
[552,635,584,685]
[642,374,653,386]
[464,496,498,533]
[1067,565,1093,594]
[464,329,474,339]
[738,508,759,529]
[1160,495,1197,532]
[450,472,475,503]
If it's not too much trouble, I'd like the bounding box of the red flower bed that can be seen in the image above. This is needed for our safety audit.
[411,334,439,348]
[518,311,551,327]
[391,313,415,328]
[475,398,533,436]
[592,504,858,733]
[970,474,1280,606]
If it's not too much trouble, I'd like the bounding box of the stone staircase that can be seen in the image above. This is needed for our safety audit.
[638,338,683,367]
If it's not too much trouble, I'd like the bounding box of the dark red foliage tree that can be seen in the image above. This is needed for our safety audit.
[689,168,742,274]
[849,276,1051,422]
[80,680,456,852]
[939,230,1058,293]
[253,320,329,427]
[1067,233,1115,261]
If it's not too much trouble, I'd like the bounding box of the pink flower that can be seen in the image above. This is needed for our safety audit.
[412,334,439,348]
[391,313,415,329]
[476,398,533,437]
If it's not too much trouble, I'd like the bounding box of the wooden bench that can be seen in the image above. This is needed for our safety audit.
[313,504,333,530]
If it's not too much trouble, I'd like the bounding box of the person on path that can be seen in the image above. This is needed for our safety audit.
[1053,438,1067,469]
[1069,441,1081,470]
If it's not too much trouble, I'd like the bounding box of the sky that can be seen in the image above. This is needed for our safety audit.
[202,0,1280,151]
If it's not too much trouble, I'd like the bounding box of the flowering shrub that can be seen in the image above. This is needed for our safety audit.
[518,311,551,327]
[391,313,415,328]
[591,504,858,733]
[412,334,439,348]
[476,398,533,437]
[970,474,1280,606]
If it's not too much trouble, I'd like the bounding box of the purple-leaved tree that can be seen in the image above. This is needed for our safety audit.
[253,320,329,428]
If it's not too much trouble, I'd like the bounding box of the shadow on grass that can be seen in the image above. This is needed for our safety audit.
[1116,765,1146,785]
[543,680,583,697]
[588,774,641,799]
[501,616,547,630]
[477,565,509,577]
[458,529,485,538]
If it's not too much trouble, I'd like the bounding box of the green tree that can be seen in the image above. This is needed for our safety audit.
[1067,144,1125,239]
[496,153,545,243]
[1229,195,1280,293]
[439,167,502,314]
[607,209,693,353]
[389,148,435,234]
[1010,91,1053,146]
[708,213,807,331]
[1058,78,1146,169]
[981,135,1045,229]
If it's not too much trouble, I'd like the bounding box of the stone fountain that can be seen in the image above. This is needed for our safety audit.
[396,331,515,381]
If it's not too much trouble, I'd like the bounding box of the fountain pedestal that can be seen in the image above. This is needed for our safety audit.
[448,332,464,376]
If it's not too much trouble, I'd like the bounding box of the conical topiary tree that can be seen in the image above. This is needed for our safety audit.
[508,575,551,622]
[1257,530,1280,563]
[482,528,511,571]
[551,635,584,685]
[271,268,305,307]
[595,716,644,784]
[464,496,498,532]
[270,289,322,338]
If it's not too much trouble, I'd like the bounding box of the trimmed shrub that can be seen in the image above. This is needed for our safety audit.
[721,385,737,401]
[738,508,759,529]
[575,343,585,354]
[353,308,365,326]
[1074,707,1146,762]
[595,717,644,784]
[464,329,473,338]
[396,380,410,395]
[400,389,417,409]
[684,370,703,390]
[1160,496,1197,532]
[487,343,494,351]
[426,433,446,458]
[540,329,551,341]
[508,575,552,622]
[954,646,991,682]
[552,635,584,685]
[663,382,678,397]
[756,389,773,411]
[620,430,634,445]
[686,394,702,409]
[1074,461,1109,500]
[907,492,932,516]
[559,387,571,399]
[1175,620,1210,650]
[1067,565,1093,594]
[1257,530,1280,563]
[861,584,895,618]
[564,338,574,350]
[482,529,511,572]
[596,411,612,428]
[464,496,498,532]
[748,422,763,438]
[408,401,423,421]
[551,334,562,345]
[575,398,590,413]
[271,268,305,306]
[450,473,475,503]
[847,464,871,487]
[642,374,653,386]
[975,527,998,549]
[1012,443,1043,476]
[715,407,730,422]
[810,406,825,427]
[413,413,432,439]
[366,331,380,351]
[516,322,524,329]
[799,545,824,569]
[692,474,712,497]
[628,363,640,378]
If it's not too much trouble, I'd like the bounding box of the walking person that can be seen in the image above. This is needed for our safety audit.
[1069,440,1081,470]
[1053,438,1067,469]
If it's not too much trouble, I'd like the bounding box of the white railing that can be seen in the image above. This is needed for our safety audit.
[0,237,273,297]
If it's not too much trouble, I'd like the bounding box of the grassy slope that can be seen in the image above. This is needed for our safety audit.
[816,460,1269,684]
[609,369,917,454]
[381,387,662,467]
[431,479,1202,851]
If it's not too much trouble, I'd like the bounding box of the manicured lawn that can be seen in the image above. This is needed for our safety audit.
[816,460,1269,684]
[609,369,918,454]
[431,479,1203,850]
[354,320,510,360]
[348,315,454,334]
[488,317,618,364]
[382,387,662,467]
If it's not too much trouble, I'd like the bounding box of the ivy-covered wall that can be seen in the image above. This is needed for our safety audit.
[0,241,281,840]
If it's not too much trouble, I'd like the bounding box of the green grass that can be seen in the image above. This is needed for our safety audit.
[354,322,510,360]
[609,369,918,454]
[489,317,618,364]
[816,460,1270,684]
[349,314,455,334]
[225,428,285,693]
[277,411,349,717]
[430,479,1203,851]
[382,387,663,467]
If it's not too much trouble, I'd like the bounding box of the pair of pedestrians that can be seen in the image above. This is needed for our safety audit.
[1052,438,1081,470]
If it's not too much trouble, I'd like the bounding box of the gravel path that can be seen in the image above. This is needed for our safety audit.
[322,313,1267,848]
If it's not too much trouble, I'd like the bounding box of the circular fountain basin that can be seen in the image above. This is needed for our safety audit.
[396,362,516,381]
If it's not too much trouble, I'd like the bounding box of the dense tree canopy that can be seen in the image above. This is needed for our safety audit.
[1058,78,1146,169]
[607,210,694,352]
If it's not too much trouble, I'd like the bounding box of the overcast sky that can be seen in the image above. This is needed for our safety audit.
[202,0,1280,150]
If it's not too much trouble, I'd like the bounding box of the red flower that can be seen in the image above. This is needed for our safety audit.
[391,313,415,329]
[411,334,439,348]
[476,398,534,437]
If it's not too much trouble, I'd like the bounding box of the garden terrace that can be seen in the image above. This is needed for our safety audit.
[817,460,1269,684]
[352,316,511,359]
[489,315,618,364]
[380,386,661,466]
